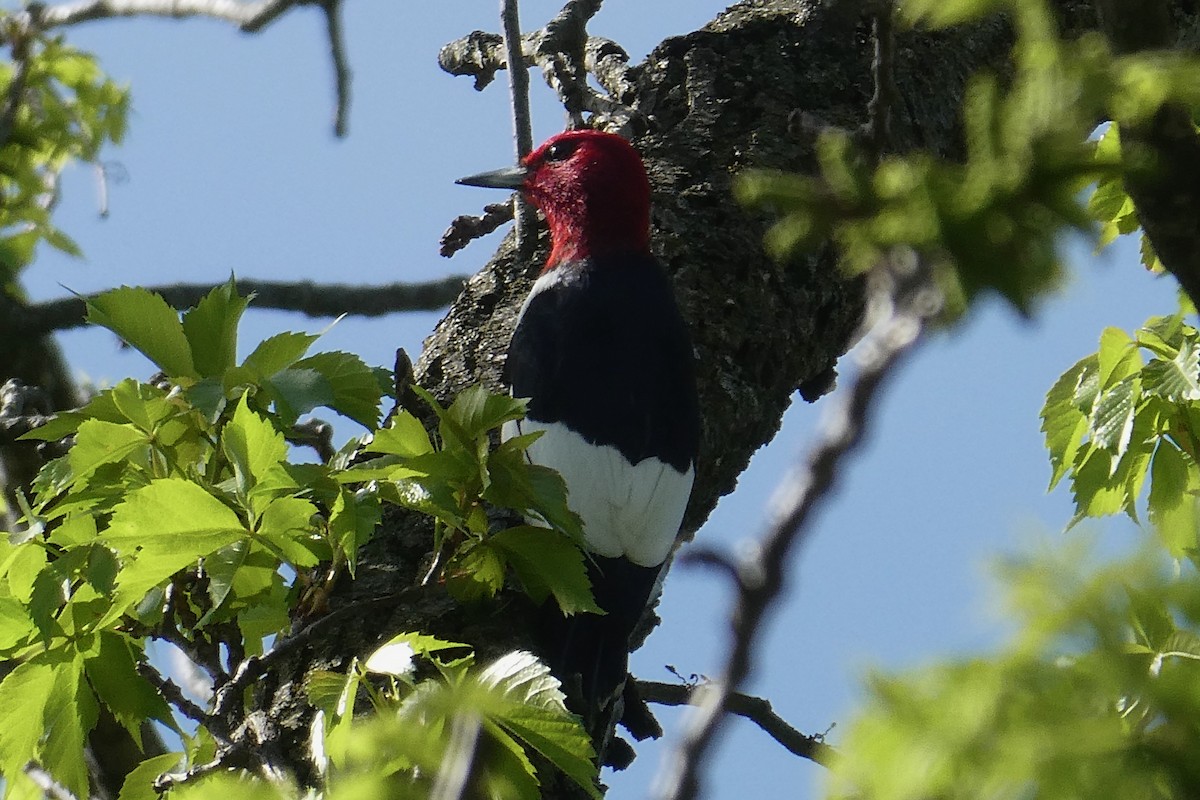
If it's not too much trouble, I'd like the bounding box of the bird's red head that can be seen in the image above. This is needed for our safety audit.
[458,130,651,271]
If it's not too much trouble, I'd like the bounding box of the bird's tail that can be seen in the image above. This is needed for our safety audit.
[536,556,663,756]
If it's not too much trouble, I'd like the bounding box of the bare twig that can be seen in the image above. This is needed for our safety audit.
[3,276,467,338]
[440,201,516,257]
[211,587,422,724]
[535,0,601,127]
[24,765,79,800]
[636,680,835,766]
[28,0,299,32]
[655,251,943,800]
[135,661,211,730]
[501,0,535,254]
[287,418,335,463]
[319,0,351,137]
[438,1,637,129]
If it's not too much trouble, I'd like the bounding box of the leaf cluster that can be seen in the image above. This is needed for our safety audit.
[307,636,600,800]
[1040,294,1200,560]
[343,385,597,614]
[0,29,128,280]
[735,0,1200,318]
[0,280,601,798]
[828,544,1200,800]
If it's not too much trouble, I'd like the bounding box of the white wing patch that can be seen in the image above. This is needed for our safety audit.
[503,418,694,568]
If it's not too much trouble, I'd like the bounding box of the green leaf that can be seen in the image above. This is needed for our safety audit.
[478,651,600,798]
[85,632,176,746]
[491,527,601,614]
[1148,441,1199,558]
[116,753,186,800]
[1041,355,1095,490]
[446,385,528,441]
[240,330,319,377]
[109,379,175,435]
[445,540,507,603]
[0,595,35,652]
[1096,327,1139,389]
[1068,447,1128,525]
[293,351,384,428]
[328,488,380,578]
[262,367,334,425]
[221,397,287,496]
[182,277,251,378]
[1090,376,1139,457]
[1142,339,1200,401]
[375,631,472,661]
[256,496,324,568]
[0,657,58,778]
[67,420,148,486]
[202,540,249,619]
[86,286,197,379]
[364,410,434,457]
[98,479,247,628]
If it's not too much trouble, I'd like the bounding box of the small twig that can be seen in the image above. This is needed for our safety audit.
[439,201,516,257]
[287,418,335,464]
[28,0,299,32]
[24,764,78,800]
[535,0,603,127]
[636,680,834,767]
[319,0,351,137]
[210,587,422,723]
[655,251,943,800]
[676,546,739,582]
[154,744,252,793]
[437,3,637,129]
[501,0,535,254]
[2,276,468,338]
[135,661,212,730]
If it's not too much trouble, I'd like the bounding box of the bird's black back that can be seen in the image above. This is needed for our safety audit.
[504,252,700,474]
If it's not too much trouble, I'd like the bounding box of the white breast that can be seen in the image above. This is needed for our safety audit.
[502,418,694,568]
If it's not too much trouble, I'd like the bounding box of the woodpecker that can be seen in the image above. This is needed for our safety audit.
[458,130,700,730]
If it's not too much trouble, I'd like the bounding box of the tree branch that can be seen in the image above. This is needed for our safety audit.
[655,251,943,800]
[28,0,300,32]
[440,201,516,257]
[500,0,535,254]
[5,276,467,338]
[319,0,351,137]
[438,1,636,130]
[637,680,834,767]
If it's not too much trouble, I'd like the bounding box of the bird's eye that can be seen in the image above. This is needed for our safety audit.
[544,141,578,162]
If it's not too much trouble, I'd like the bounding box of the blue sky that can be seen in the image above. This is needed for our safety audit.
[17,2,1181,797]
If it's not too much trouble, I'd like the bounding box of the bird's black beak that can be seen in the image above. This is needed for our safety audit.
[456,165,528,190]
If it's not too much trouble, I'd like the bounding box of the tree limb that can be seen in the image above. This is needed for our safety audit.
[501,0,535,254]
[319,0,351,137]
[27,0,300,32]
[636,680,834,766]
[4,276,468,338]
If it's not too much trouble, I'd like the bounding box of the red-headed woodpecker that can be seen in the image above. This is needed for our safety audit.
[458,130,700,728]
